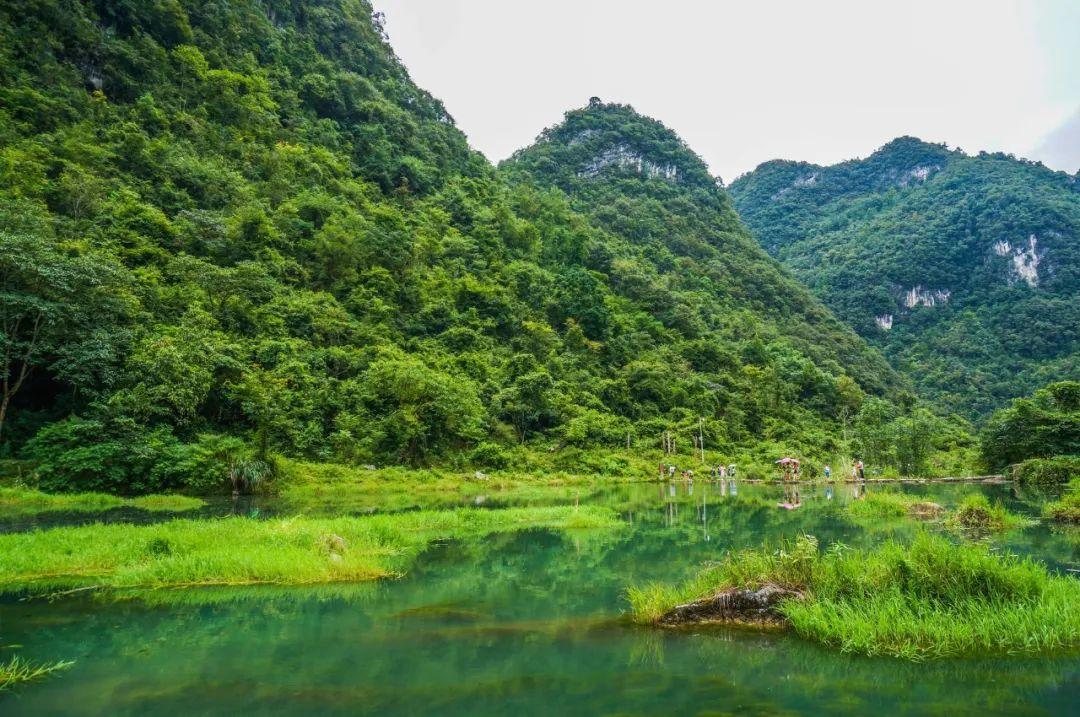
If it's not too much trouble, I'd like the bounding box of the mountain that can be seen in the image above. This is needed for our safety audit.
[729,138,1080,418]
[0,1,905,490]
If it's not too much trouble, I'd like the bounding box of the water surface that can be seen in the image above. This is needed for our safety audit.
[3,481,1078,715]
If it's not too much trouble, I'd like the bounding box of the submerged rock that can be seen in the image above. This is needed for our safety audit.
[657,584,803,627]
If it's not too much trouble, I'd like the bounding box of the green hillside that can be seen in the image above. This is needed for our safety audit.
[1,1,906,492]
[729,137,1080,418]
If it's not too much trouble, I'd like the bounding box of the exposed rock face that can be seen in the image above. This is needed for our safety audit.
[994,235,1042,287]
[657,584,802,626]
[902,286,951,308]
[578,144,678,181]
[875,314,894,330]
[897,164,938,186]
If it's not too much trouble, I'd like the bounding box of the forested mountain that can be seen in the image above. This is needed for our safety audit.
[0,0,904,491]
[729,138,1080,418]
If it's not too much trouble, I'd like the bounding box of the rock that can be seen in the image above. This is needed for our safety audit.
[362,464,378,471]
[657,584,802,626]
[909,501,945,519]
[321,533,347,555]
[473,471,489,480]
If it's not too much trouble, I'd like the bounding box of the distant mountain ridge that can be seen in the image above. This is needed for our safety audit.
[730,138,1080,418]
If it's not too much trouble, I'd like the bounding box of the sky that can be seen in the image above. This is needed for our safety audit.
[373,0,1080,182]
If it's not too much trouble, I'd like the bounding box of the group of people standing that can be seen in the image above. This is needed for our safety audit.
[659,463,736,481]
[821,460,865,481]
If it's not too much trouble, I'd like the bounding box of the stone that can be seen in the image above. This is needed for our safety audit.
[657,584,803,626]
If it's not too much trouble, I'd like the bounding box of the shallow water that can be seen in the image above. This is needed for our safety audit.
[2,481,1078,715]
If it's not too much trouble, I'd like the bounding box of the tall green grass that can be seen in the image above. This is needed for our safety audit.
[1044,479,1080,523]
[0,505,620,594]
[0,656,73,691]
[946,493,1034,532]
[0,487,204,515]
[628,533,1080,660]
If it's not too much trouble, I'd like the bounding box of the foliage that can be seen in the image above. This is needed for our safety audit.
[628,533,1080,660]
[1013,455,1080,486]
[0,1,939,489]
[730,139,1080,419]
[981,381,1080,471]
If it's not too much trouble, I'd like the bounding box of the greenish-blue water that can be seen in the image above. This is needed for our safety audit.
[2,481,1078,716]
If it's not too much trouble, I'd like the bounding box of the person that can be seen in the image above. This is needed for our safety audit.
[857,461,865,480]
[851,464,858,480]
[824,464,831,481]
[668,464,677,479]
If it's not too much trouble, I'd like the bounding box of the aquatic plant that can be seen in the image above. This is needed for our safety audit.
[628,533,1080,660]
[946,493,1034,532]
[0,505,620,594]
[0,656,74,691]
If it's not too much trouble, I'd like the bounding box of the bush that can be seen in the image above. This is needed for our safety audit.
[468,442,511,470]
[152,434,270,494]
[23,417,180,495]
[1013,455,1080,486]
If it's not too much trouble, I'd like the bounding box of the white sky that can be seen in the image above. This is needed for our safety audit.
[373,0,1080,181]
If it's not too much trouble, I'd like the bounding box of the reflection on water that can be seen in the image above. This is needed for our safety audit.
[2,481,1078,715]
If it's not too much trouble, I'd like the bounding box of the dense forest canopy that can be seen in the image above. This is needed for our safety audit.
[0,0,970,493]
[729,138,1080,419]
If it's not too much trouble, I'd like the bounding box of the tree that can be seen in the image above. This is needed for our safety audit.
[0,230,131,443]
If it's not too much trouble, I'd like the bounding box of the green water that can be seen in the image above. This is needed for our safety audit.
[2,481,1078,715]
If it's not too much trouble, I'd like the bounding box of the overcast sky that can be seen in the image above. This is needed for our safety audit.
[373,0,1079,181]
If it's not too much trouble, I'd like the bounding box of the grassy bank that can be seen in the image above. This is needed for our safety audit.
[0,487,205,515]
[0,505,620,594]
[628,533,1080,660]
[0,656,73,691]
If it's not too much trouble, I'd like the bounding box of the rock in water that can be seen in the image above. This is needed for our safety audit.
[658,584,802,626]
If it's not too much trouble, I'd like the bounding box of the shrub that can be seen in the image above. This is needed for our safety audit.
[1013,455,1080,486]
[23,417,180,495]
[468,442,511,470]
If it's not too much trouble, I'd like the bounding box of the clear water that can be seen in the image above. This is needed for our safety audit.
[2,481,1078,716]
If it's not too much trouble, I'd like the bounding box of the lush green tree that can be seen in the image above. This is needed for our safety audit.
[981,381,1080,470]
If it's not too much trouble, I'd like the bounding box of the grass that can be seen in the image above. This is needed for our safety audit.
[0,505,620,594]
[1044,479,1080,523]
[0,487,205,515]
[946,494,1034,532]
[627,533,1080,660]
[0,656,74,691]
[846,492,921,519]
